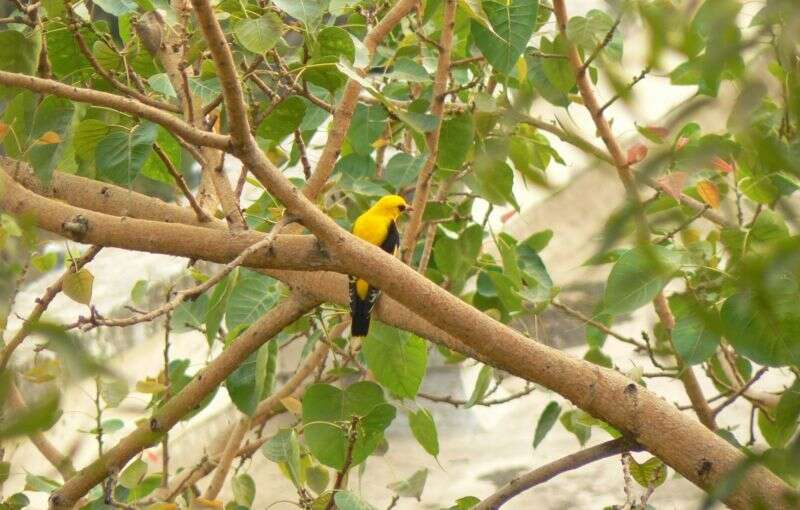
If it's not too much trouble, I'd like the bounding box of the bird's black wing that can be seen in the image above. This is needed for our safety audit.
[379,220,400,254]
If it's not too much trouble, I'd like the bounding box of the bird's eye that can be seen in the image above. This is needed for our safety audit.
[399,204,406,211]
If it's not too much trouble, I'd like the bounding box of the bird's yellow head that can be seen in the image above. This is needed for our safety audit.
[370,194,410,220]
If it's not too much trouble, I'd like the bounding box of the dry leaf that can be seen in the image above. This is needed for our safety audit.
[280,396,303,415]
[0,121,9,140]
[626,143,648,165]
[696,180,720,209]
[38,131,62,144]
[656,171,687,201]
[645,126,669,139]
[63,268,94,305]
[675,137,690,151]
[500,210,516,223]
[712,156,734,174]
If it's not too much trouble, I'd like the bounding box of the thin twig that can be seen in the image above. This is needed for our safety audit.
[418,384,535,408]
[597,67,651,116]
[551,300,647,350]
[653,205,710,244]
[578,13,622,75]
[324,416,359,510]
[153,142,211,223]
[712,367,769,417]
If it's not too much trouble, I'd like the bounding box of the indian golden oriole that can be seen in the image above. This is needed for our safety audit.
[349,195,410,336]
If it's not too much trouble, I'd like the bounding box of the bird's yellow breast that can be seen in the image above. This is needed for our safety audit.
[353,211,392,246]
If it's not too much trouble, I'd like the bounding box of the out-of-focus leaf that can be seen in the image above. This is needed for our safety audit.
[466,365,493,408]
[533,401,561,449]
[387,469,428,500]
[119,459,147,489]
[334,491,378,510]
[232,473,256,507]
[235,13,284,54]
[629,456,668,488]
[0,390,59,439]
[63,268,94,304]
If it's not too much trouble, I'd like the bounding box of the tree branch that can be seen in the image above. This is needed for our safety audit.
[302,0,419,199]
[400,0,457,263]
[0,71,230,150]
[49,295,319,509]
[475,437,640,510]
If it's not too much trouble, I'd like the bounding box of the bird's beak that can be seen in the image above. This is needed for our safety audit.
[404,206,413,213]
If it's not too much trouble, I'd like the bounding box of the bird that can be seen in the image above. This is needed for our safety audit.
[349,194,410,337]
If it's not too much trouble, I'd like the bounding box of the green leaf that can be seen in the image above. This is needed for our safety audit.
[235,13,284,54]
[347,104,388,156]
[119,459,147,489]
[472,0,539,74]
[148,73,177,98]
[670,295,720,365]
[363,324,428,398]
[206,272,235,345]
[433,224,483,283]
[306,464,329,495]
[522,229,553,252]
[471,159,517,207]
[24,473,60,493]
[466,365,493,408]
[93,0,138,16]
[384,153,425,190]
[566,10,623,63]
[273,0,329,28]
[540,35,575,93]
[334,491,378,510]
[317,26,355,63]
[722,291,800,367]
[226,340,278,415]
[437,114,475,170]
[602,246,682,315]
[302,382,395,469]
[628,457,667,488]
[74,119,110,163]
[232,473,256,507]
[262,428,303,487]
[95,122,159,185]
[27,97,76,184]
[496,233,522,287]
[387,469,428,500]
[0,30,41,84]
[31,252,57,273]
[63,268,94,305]
[559,409,590,446]
[517,245,553,308]
[395,111,439,134]
[257,96,307,142]
[226,270,278,330]
[170,294,208,333]
[584,347,613,368]
[526,53,570,107]
[532,401,561,449]
[408,408,439,457]
[141,127,181,183]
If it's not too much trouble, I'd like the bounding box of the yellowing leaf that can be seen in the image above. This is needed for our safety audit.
[37,131,62,144]
[190,498,223,509]
[280,396,303,416]
[712,156,734,174]
[0,121,9,140]
[23,359,61,383]
[696,180,720,208]
[135,377,167,394]
[146,504,178,510]
[63,269,94,305]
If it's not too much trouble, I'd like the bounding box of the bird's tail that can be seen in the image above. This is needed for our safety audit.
[350,298,372,337]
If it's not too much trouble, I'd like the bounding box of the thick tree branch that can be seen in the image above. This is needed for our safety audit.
[475,437,640,510]
[2,156,792,508]
[49,295,319,509]
[0,71,230,150]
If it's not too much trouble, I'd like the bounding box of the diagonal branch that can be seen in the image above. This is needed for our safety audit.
[49,294,319,509]
[475,437,640,510]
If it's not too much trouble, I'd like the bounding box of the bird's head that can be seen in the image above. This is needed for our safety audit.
[371,194,411,220]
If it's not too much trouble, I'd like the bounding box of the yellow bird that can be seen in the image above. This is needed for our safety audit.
[349,195,410,336]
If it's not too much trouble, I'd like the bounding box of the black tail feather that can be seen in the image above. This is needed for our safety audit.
[350,298,371,336]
